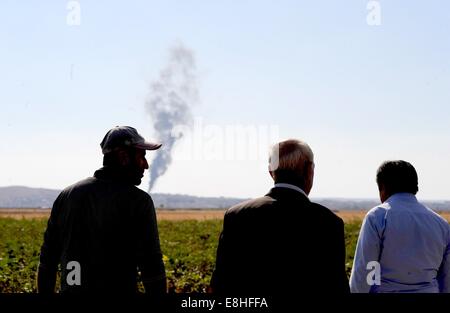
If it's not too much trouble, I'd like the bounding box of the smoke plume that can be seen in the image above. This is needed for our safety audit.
[146,44,198,192]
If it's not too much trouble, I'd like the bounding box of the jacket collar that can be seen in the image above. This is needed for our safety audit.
[273,183,308,198]
[266,185,310,203]
[93,166,136,185]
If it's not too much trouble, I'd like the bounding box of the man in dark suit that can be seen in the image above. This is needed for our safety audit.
[210,139,349,294]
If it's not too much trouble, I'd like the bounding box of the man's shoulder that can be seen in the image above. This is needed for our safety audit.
[63,177,96,190]
[226,195,276,216]
[310,201,344,225]
[420,203,450,229]
[135,188,154,203]
[57,177,96,198]
[365,202,391,220]
[59,177,151,201]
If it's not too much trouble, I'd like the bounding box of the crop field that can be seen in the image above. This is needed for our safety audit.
[0,209,226,221]
[0,210,448,293]
[0,217,224,293]
[2,208,450,223]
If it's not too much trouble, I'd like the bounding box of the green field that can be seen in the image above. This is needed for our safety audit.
[0,218,361,293]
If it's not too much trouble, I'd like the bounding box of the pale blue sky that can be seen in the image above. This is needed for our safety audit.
[1,1,449,200]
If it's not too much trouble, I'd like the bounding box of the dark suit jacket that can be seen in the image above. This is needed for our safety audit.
[210,186,350,294]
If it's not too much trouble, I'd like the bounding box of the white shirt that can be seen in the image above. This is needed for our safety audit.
[350,193,450,293]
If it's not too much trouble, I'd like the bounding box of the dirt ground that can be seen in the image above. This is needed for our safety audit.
[1,208,450,223]
[0,208,226,221]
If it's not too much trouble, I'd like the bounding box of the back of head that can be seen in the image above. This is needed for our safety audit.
[376,160,419,196]
[269,139,314,190]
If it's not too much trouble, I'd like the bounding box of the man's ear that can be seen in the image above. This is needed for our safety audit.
[303,163,314,194]
[378,184,388,202]
[117,149,130,166]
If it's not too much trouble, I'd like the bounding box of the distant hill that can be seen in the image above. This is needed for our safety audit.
[0,186,60,208]
[0,186,246,209]
[150,193,247,209]
[0,186,449,211]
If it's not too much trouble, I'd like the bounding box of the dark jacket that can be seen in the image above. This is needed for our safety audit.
[210,186,350,294]
[38,166,166,294]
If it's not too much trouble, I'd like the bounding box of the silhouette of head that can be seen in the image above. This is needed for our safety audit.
[100,126,161,185]
[376,160,419,202]
[268,139,315,195]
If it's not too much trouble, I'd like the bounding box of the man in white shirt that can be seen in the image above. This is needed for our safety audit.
[350,160,450,293]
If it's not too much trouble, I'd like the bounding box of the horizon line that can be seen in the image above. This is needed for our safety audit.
[1,185,450,203]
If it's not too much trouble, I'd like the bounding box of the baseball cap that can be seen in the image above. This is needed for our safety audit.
[100,126,162,154]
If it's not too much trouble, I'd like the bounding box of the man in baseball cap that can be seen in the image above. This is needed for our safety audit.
[38,126,166,294]
[100,126,162,154]
[99,126,162,185]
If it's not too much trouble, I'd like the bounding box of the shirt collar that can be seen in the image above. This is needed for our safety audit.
[273,183,309,198]
[385,192,418,203]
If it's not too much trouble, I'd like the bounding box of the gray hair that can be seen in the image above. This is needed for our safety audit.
[269,139,314,178]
